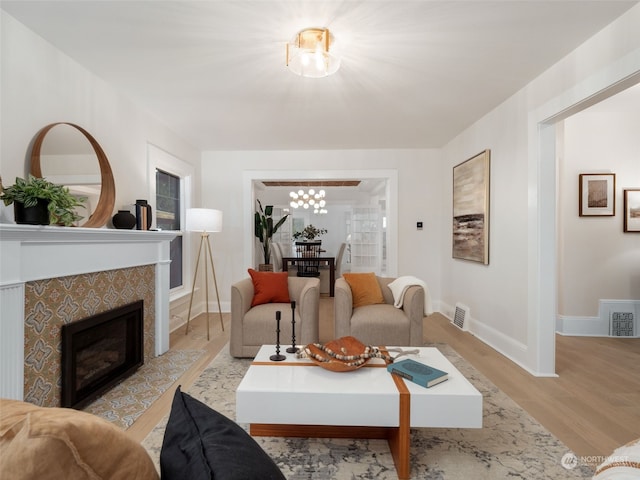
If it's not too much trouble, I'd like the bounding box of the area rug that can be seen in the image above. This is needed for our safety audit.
[83,349,204,430]
[142,345,594,479]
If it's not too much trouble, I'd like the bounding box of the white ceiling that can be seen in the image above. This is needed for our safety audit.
[2,0,637,151]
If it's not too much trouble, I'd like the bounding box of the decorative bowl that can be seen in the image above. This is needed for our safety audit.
[304,336,377,372]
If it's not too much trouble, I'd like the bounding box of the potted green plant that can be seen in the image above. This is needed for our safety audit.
[292,224,327,242]
[254,199,289,270]
[1,175,86,226]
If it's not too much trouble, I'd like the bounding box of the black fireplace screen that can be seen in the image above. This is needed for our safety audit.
[61,300,144,409]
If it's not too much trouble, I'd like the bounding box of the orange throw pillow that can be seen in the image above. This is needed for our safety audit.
[343,272,385,308]
[248,269,290,307]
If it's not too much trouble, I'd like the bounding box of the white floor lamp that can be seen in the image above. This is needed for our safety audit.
[185,208,224,340]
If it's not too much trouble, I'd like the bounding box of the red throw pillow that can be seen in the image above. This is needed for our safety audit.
[248,269,290,307]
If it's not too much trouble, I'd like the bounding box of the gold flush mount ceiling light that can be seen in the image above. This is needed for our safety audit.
[286,28,340,78]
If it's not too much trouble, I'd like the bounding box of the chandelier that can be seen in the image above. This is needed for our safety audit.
[289,189,327,214]
[286,28,340,78]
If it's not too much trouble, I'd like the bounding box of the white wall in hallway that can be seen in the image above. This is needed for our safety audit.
[559,102,640,317]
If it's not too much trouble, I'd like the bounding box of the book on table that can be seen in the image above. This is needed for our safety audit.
[387,358,448,388]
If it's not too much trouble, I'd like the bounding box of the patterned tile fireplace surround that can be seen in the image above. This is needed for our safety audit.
[0,224,176,403]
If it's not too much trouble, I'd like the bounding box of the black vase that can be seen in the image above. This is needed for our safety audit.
[112,210,137,229]
[14,200,50,225]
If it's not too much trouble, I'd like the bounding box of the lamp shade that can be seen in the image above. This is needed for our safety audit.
[186,208,222,232]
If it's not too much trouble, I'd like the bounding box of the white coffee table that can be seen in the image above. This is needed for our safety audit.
[236,345,482,479]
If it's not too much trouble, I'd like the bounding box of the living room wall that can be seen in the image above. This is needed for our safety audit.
[439,3,640,375]
[0,12,201,224]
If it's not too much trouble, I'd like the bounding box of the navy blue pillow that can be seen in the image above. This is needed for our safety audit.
[160,386,285,480]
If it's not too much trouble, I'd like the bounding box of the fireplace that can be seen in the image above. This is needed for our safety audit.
[0,224,175,402]
[61,300,144,409]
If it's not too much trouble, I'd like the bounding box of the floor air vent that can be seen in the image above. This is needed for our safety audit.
[453,303,470,331]
[610,311,635,337]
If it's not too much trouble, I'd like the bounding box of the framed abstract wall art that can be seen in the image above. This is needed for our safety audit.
[623,188,640,233]
[579,173,615,216]
[452,149,490,265]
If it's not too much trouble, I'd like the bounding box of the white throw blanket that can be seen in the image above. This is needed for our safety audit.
[388,276,433,315]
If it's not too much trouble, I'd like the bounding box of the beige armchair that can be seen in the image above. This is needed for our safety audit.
[230,276,320,357]
[334,276,425,347]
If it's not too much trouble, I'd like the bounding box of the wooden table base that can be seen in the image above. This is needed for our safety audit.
[249,374,412,479]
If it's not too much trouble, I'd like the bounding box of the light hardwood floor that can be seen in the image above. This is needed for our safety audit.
[424,313,640,458]
[127,297,640,460]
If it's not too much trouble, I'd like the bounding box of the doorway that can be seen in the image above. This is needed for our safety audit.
[535,72,640,375]
[243,169,398,277]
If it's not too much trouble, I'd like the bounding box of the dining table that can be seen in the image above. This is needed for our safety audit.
[282,256,335,297]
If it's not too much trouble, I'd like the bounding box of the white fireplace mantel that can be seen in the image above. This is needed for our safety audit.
[0,223,177,400]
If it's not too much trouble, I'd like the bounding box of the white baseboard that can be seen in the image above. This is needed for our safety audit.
[468,321,538,375]
[438,301,546,376]
[556,315,606,336]
[556,299,640,337]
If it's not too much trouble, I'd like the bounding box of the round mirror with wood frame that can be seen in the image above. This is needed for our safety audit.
[30,122,116,228]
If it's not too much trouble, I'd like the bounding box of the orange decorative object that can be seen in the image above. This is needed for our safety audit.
[304,336,389,372]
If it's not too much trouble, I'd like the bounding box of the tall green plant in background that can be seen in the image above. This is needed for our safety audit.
[254,199,288,265]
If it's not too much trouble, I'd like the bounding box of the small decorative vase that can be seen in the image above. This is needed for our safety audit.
[112,210,136,229]
[14,200,50,225]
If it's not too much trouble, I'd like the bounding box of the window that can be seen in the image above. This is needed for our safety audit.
[148,143,194,297]
[156,169,182,289]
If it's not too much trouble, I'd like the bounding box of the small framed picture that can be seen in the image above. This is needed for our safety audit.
[623,189,640,232]
[579,173,615,216]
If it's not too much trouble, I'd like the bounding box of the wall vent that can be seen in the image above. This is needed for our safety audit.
[610,311,635,337]
[453,303,470,331]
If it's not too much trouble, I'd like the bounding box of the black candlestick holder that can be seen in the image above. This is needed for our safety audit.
[270,310,286,361]
[286,300,299,354]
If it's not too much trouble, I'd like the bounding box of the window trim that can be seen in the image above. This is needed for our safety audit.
[147,143,194,300]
